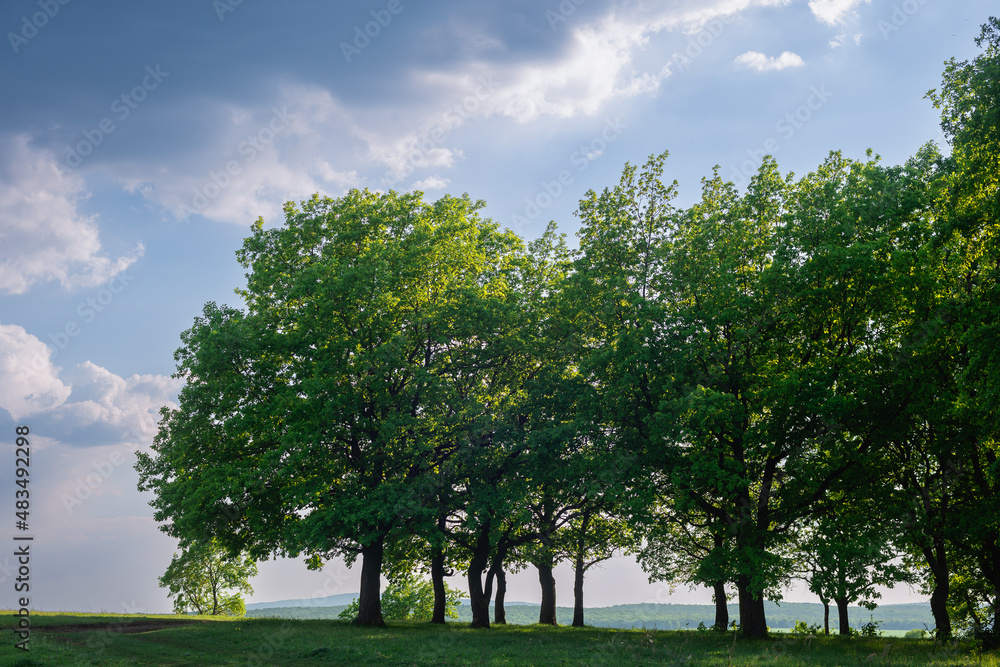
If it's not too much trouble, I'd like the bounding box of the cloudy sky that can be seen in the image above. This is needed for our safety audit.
[0,0,992,614]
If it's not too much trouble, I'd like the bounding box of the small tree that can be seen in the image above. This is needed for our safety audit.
[797,491,913,636]
[159,539,257,616]
[338,571,463,621]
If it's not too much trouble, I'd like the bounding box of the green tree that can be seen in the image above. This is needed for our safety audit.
[158,539,256,616]
[338,571,463,621]
[639,502,733,631]
[927,17,1000,642]
[559,503,637,627]
[138,189,523,627]
[797,490,913,635]
[629,151,921,638]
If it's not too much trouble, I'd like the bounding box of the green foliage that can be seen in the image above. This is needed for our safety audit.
[905,629,929,640]
[857,616,884,638]
[338,573,463,622]
[2,615,997,667]
[133,18,1000,641]
[792,620,821,635]
[157,539,256,616]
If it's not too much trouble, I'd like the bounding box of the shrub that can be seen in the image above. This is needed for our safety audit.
[792,620,821,635]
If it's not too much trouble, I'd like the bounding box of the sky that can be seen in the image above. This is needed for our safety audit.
[0,0,992,615]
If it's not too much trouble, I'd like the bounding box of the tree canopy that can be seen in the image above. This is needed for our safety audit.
[138,17,1000,641]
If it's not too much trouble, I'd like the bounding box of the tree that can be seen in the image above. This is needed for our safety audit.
[927,17,1000,643]
[620,151,921,638]
[797,490,913,635]
[158,539,256,616]
[639,501,733,631]
[436,222,573,629]
[137,189,523,627]
[559,503,636,627]
[338,570,463,621]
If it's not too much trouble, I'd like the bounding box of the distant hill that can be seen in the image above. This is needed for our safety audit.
[246,599,934,631]
[246,592,358,610]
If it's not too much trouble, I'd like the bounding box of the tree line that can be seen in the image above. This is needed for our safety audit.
[136,19,1000,640]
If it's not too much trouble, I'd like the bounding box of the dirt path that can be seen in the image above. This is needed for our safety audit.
[36,620,201,634]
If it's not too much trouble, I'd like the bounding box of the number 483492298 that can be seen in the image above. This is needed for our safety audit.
[15,426,29,529]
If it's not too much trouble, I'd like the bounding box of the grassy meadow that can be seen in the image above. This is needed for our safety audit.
[0,611,997,666]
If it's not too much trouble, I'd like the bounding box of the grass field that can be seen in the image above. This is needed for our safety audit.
[0,611,996,666]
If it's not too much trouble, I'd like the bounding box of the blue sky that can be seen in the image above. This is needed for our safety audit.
[0,0,991,614]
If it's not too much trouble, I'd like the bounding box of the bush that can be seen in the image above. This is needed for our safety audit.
[338,573,463,622]
[792,620,821,635]
[856,615,883,637]
[904,628,928,639]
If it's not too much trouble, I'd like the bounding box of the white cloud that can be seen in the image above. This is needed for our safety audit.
[0,324,180,443]
[734,50,805,71]
[410,176,451,191]
[0,323,72,420]
[808,0,870,26]
[112,91,364,225]
[396,0,796,127]
[100,1,805,221]
[363,0,790,181]
[0,134,144,295]
[46,361,183,445]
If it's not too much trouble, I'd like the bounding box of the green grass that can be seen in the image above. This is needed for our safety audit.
[0,612,995,666]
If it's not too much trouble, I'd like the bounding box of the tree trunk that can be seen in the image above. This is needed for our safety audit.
[713,580,728,631]
[835,597,850,635]
[494,567,507,625]
[467,528,491,629]
[572,551,586,627]
[431,544,447,624]
[537,562,558,625]
[823,601,830,635]
[736,575,767,638]
[924,541,952,639]
[992,594,999,648]
[355,537,386,627]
